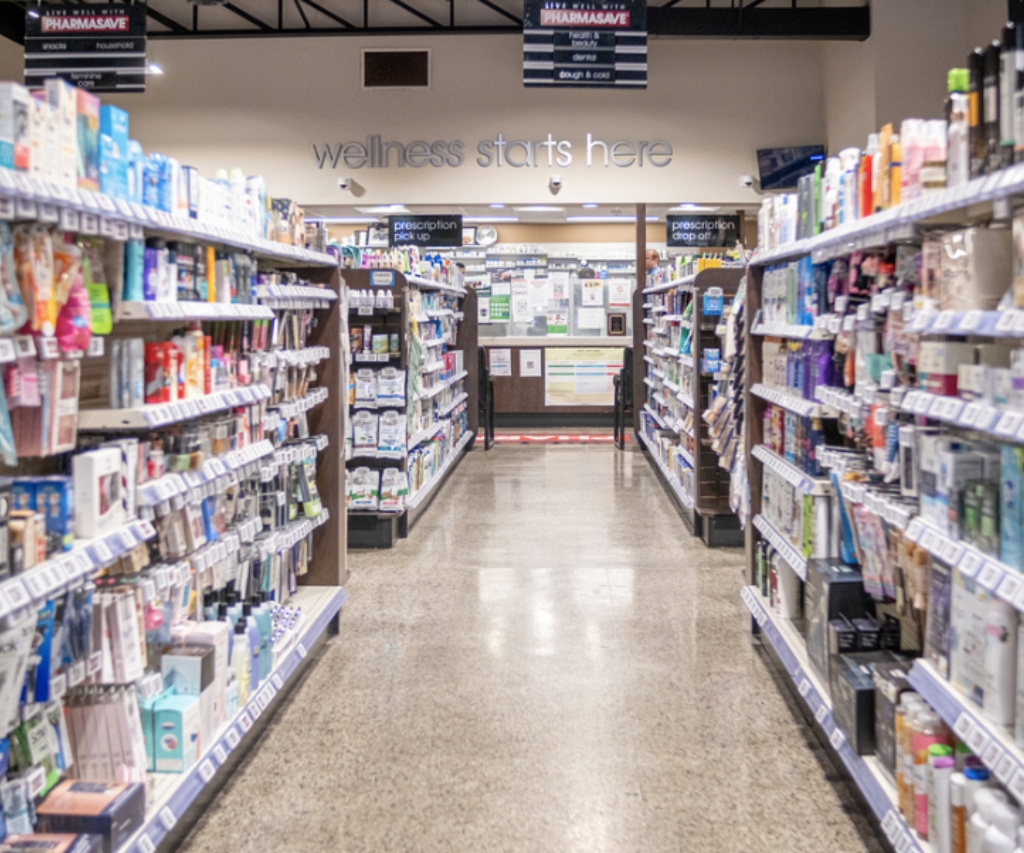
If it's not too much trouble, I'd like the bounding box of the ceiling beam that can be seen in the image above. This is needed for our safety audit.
[470,0,520,25]
[223,2,272,30]
[647,5,870,40]
[298,0,354,29]
[145,4,189,34]
[387,0,442,28]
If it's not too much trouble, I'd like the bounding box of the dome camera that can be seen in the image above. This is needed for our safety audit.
[338,176,352,191]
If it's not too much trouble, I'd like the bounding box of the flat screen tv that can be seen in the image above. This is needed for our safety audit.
[757,145,826,191]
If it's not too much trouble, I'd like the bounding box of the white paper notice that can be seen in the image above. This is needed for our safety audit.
[490,348,512,376]
[581,280,604,306]
[577,307,605,329]
[520,349,542,377]
[608,279,631,306]
[511,292,532,323]
[549,271,570,300]
[527,277,550,311]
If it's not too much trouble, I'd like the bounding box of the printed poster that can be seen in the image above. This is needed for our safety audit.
[527,276,551,311]
[544,347,624,406]
[490,348,512,376]
[520,349,542,377]
[547,311,568,336]
[576,308,605,329]
[511,281,532,323]
[549,271,570,300]
[608,279,631,306]
[489,278,511,321]
[581,280,604,306]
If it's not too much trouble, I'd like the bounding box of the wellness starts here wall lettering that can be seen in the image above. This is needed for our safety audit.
[311,133,673,170]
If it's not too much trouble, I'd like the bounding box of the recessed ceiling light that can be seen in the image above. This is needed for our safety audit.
[304,217,378,224]
[582,203,599,209]
[464,216,518,223]
[27,9,39,18]
[566,215,634,223]
[672,204,718,212]
[147,63,164,75]
[514,205,563,213]
[489,203,506,209]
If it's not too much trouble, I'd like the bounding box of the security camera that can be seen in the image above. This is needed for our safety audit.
[549,175,563,194]
[338,176,352,191]
[740,174,756,189]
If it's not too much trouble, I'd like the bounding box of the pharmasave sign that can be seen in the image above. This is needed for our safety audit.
[24,4,148,92]
[311,133,672,170]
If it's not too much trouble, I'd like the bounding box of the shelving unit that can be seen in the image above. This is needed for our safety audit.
[344,269,478,549]
[741,586,931,853]
[635,267,744,546]
[0,171,347,853]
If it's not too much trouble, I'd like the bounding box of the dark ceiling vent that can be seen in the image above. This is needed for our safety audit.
[363,50,430,89]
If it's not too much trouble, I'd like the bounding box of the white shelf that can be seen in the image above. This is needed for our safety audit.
[257,284,338,309]
[271,346,331,367]
[752,514,807,581]
[751,383,838,419]
[751,319,835,341]
[643,403,669,431]
[642,273,697,295]
[679,354,694,369]
[908,659,1024,807]
[741,586,931,853]
[0,518,156,624]
[750,159,1024,267]
[405,274,467,296]
[426,308,455,318]
[899,389,1024,446]
[119,585,347,853]
[677,443,695,467]
[751,445,832,496]
[637,431,694,508]
[0,174,338,268]
[903,516,1024,617]
[118,301,274,322]
[415,370,468,401]
[407,430,473,508]
[676,389,695,409]
[407,422,444,451]
[439,391,469,416]
[271,387,329,418]
[422,338,448,348]
[421,360,446,374]
[829,477,913,530]
[138,439,276,508]
[80,384,272,430]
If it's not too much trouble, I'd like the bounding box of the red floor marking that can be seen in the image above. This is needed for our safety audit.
[492,434,630,445]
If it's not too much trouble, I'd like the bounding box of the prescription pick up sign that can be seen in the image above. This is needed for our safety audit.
[666,214,741,248]
[387,214,463,248]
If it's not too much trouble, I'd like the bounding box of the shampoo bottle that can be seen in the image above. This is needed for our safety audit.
[985,40,1003,172]
[232,618,251,706]
[985,597,1018,726]
[932,755,955,853]
[242,601,261,690]
[914,709,951,837]
[252,595,273,680]
[969,789,1009,853]
[953,772,968,853]
[971,48,987,177]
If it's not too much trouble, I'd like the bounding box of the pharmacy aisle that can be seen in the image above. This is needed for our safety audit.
[177,446,880,853]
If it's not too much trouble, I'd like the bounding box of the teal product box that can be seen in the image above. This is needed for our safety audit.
[1001,444,1024,571]
[99,106,128,201]
[126,140,144,205]
[153,694,201,773]
[703,287,724,316]
[37,476,75,552]
[138,695,159,772]
[99,106,128,155]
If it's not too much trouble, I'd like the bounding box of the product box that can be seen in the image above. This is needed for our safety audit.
[159,645,214,697]
[44,78,78,192]
[36,781,146,853]
[72,448,126,539]
[924,561,953,678]
[937,449,985,540]
[138,695,158,772]
[1001,444,1024,571]
[940,227,1012,311]
[171,621,229,736]
[36,476,75,553]
[99,107,128,200]
[830,650,897,756]
[0,835,103,853]
[918,341,975,397]
[153,694,201,773]
[873,659,912,781]
[31,92,60,186]
[806,559,867,694]
[0,82,30,172]
[950,566,990,707]
[75,89,100,192]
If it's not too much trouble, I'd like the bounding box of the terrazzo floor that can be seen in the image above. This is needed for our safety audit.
[179,445,881,853]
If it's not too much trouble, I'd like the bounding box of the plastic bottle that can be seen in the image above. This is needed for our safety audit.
[970,47,987,177]
[985,40,1003,172]
[922,120,949,195]
[242,602,261,690]
[901,120,925,202]
[860,134,877,217]
[984,802,1021,853]
[231,618,251,706]
[1001,22,1021,167]
[914,709,952,837]
[251,595,273,681]
[890,134,903,207]
[949,71,972,187]
[838,147,861,223]
[964,766,993,816]
[897,694,924,817]
[970,789,1010,853]
[953,772,968,853]
[932,753,955,853]
[985,597,1019,726]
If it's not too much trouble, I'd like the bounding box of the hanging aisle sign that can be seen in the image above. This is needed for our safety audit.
[523,0,647,89]
[666,214,741,248]
[387,214,463,247]
[24,3,148,93]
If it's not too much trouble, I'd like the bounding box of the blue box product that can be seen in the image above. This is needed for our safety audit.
[1001,444,1024,572]
[138,695,158,772]
[10,480,35,513]
[702,287,724,316]
[153,694,201,773]
[36,781,145,853]
[36,476,75,552]
[99,106,128,201]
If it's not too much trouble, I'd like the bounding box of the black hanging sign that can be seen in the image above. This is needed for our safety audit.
[388,214,463,247]
[666,214,741,248]
[523,0,647,89]
[24,4,148,93]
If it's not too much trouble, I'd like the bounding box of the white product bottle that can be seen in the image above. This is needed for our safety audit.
[984,803,1021,853]
[971,790,1011,853]
[822,157,841,231]
[985,597,1019,726]
[932,755,955,853]
[231,619,251,707]
[949,92,971,187]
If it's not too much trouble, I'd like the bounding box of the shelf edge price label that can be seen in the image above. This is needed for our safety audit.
[829,727,846,751]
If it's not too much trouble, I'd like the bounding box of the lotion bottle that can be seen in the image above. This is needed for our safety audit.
[231,618,251,706]
[985,597,1019,726]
